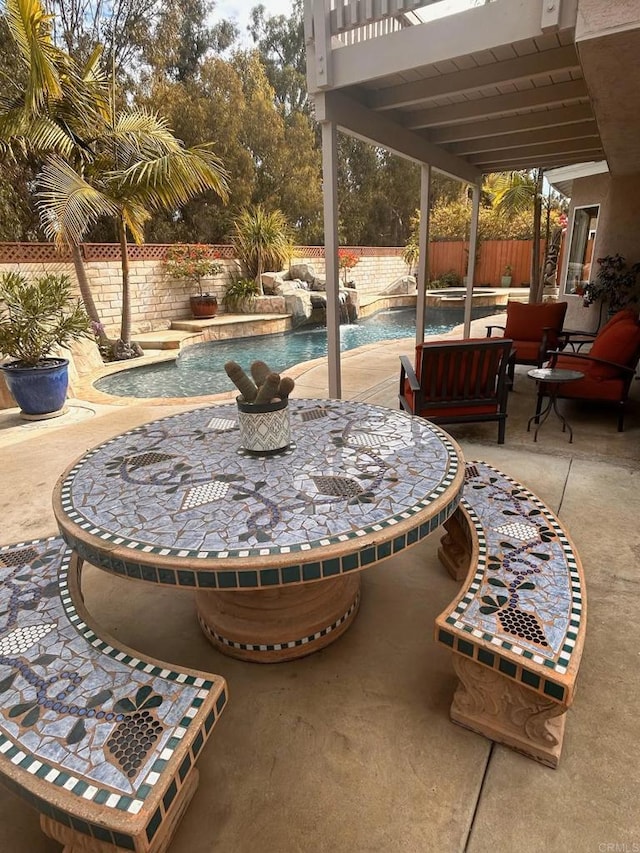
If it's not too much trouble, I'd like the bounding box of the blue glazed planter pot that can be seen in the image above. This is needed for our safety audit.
[0,358,69,417]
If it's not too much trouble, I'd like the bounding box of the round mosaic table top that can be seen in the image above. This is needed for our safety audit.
[53,400,464,590]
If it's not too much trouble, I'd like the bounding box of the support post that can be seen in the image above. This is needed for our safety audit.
[416,164,431,347]
[321,120,342,398]
[464,183,481,338]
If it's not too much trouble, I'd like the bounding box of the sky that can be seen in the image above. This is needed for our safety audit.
[210,0,480,45]
[212,0,293,44]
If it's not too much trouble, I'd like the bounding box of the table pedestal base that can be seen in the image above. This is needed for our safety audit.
[195,574,361,662]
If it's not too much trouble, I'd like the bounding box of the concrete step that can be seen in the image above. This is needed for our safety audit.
[131,330,195,350]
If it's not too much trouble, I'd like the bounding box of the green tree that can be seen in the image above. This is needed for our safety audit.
[248,0,308,115]
[142,0,236,82]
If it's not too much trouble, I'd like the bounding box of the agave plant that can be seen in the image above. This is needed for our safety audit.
[231,206,293,290]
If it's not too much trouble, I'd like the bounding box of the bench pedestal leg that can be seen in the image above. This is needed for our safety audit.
[450,656,567,768]
[40,767,199,853]
[438,508,472,582]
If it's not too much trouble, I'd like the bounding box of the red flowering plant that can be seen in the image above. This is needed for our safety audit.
[338,249,360,285]
[164,244,224,297]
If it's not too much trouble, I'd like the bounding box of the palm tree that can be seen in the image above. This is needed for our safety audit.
[490,169,544,302]
[37,113,229,356]
[1,0,111,328]
[1,0,229,358]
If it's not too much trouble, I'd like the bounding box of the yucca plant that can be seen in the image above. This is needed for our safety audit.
[231,206,293,290]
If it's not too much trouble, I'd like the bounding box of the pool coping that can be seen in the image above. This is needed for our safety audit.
[73,299,511,408]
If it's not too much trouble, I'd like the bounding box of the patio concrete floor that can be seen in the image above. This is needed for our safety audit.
[0,315,639,852]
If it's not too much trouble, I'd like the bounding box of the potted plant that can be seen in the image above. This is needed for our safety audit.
[225,360,295,454]
[583,254,640,317]
[501,264,513,287]
[164,244,224,319]
[0,272,91,419]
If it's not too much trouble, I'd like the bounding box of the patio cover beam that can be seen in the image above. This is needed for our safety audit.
[403,79,589,130]
[447,120,598,155]
[314,90,480,184]
[369,45,580,111]
[467,136,602,164]
[477,150,604,172]
[427,104,593,144]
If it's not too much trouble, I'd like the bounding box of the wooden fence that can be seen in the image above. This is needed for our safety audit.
[428,239,546,287]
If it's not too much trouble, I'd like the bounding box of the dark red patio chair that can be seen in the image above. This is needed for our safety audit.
[539,313,640,431]
[399,337,514,444]
[486,300,568,381]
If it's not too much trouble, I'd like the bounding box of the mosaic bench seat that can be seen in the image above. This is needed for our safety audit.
[435,461,586,768]
[0,537,228,852]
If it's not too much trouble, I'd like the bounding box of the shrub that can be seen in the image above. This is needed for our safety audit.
[223,277,260,312]
[164,244,223,297]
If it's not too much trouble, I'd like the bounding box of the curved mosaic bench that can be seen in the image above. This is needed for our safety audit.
[435,462,586,768]
[0,537,228,852]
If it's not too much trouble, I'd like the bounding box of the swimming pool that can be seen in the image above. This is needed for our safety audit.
[95,309,457,399]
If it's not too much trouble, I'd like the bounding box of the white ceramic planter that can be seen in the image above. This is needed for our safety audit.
[236,397,291,454]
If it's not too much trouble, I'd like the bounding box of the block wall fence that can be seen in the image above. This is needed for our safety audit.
[0,240,540,337]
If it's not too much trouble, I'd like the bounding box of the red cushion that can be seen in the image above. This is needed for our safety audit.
[416,403,499,419]
[589,320,640,379]
[554,374,625,402]
[512,341,543,363]
[596,308,639,336]
[504,301,567,343]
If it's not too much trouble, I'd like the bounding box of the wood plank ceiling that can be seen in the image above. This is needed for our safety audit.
[346,31,604,174]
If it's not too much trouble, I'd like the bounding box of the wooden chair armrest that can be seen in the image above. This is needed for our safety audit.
[557,329,596,352]
[485,324,506,337]
[546,350,637,376]
[399,355,420,391]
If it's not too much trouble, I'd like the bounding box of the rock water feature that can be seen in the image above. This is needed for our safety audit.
[260,264,359,326]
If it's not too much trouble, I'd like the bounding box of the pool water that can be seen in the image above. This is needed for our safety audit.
[96,309,455,399]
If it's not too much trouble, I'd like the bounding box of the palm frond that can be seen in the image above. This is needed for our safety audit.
[121,199,151,244]
[101,109,183,169]
[36,155,119,246]
[492,171,536,217]
[6,0,65,115]
[10,115,77,157]
[112,144,229,211]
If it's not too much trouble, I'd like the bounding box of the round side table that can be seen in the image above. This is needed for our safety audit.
[527,368,584,443]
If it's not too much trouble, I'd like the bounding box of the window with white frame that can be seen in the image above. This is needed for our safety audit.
[564,205,599,295]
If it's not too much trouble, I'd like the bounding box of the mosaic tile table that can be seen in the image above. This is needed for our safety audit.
[53,400,464,662]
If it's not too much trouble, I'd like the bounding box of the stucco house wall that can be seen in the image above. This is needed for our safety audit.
[559,171,640,332]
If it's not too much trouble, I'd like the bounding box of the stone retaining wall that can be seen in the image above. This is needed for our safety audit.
[0,248,408,337]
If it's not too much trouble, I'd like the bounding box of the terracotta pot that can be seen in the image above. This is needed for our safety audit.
[190,295,218,319]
